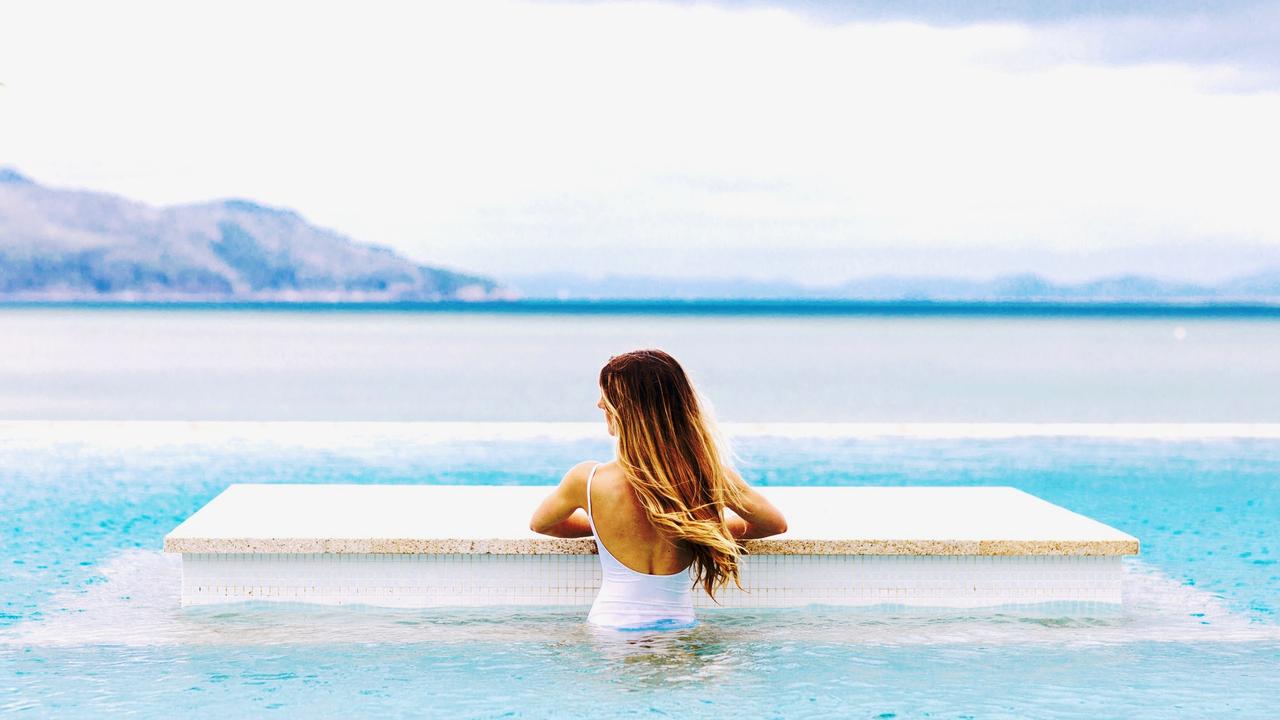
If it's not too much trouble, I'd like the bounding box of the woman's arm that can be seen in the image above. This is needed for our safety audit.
[722,468,788,539]
[528,461,595,538]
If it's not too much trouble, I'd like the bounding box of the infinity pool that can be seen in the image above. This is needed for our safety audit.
[2,423,1278,717]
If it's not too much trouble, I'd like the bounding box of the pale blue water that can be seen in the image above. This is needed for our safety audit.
[3,307,1278,421]
[2,427,1279,717]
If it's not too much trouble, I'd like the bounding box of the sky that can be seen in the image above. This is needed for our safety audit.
[1,0,1278,285]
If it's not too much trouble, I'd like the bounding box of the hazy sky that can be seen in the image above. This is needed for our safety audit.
[1,0,1277,284]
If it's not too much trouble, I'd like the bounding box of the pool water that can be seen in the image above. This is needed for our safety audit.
[2,423,1279,717]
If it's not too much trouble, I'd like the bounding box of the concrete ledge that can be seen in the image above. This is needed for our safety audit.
[164,484,1138,611]
[163,484,1140,556]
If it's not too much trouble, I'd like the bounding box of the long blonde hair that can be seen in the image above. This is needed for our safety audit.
[598,349,747,601]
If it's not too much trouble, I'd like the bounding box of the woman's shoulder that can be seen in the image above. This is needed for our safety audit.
[564,459,624,490]
[558,460,614,508]
[561,459,613,486]
[568,459,618,471]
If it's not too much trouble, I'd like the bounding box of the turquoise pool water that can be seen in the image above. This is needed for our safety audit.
[2,424,1279,717]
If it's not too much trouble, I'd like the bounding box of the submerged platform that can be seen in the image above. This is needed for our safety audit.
[163,484,1139,611]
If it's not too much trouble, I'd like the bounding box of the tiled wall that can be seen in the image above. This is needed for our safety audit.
[180,553,1123,612]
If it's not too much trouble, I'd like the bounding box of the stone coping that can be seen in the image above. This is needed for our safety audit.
[163,484,1139,556]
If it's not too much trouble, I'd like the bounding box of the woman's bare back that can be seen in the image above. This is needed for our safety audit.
[588,461,694,576]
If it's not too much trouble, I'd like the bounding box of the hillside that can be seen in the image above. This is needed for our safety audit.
[0,168,503,301]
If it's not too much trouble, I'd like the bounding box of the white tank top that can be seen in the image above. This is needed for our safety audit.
[585,463,698,631]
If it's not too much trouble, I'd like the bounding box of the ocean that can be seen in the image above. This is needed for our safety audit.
[1,304,1277,421]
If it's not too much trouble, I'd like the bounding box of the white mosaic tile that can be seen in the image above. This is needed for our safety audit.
[180,553,1123,611]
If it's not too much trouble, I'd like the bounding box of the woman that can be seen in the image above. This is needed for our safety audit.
[529,349,788,630]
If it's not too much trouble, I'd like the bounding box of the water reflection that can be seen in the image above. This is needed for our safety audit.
[584,623,738,686]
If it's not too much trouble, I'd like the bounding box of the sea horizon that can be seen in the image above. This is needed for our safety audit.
[3,297,1280,317]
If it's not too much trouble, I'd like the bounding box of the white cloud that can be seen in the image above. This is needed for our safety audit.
[1,0,1277,283]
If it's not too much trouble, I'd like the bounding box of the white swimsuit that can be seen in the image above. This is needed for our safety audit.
[585,463,698,631]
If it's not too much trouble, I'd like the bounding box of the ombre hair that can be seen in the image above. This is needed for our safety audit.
[598,349,746,600]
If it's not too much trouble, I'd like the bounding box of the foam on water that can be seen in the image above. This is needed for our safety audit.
[4,549,1277,649]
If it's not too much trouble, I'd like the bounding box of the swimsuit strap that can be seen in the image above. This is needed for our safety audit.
[586,463,622,565]
[585,462,601,535]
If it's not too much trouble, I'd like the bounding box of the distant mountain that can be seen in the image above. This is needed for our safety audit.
[0,168,505,301]
[5,167,1276,304]
[505,270,1280,302]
